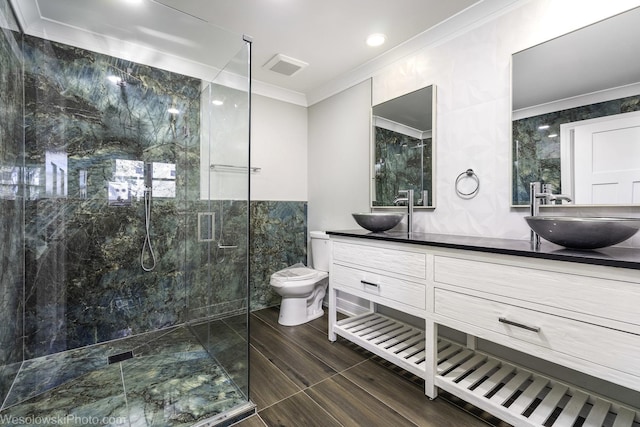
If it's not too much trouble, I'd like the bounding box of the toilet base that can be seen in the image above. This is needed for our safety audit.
[278,297,325,326]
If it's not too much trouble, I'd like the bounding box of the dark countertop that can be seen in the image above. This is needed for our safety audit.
[327,229,640,270]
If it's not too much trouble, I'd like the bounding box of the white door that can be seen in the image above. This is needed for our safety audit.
[570,112,640,204]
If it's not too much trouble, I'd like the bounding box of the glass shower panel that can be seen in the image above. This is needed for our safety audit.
[187,41,251,405]
[0,0,252,423]
[0,0,25,407]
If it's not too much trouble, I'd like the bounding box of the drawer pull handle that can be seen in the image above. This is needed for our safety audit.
[361,280,379,288]
[498,317,540,333]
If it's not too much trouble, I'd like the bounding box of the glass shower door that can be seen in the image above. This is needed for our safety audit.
[1,14,251,427]
[185,38,253,419]
[117,39,253,425]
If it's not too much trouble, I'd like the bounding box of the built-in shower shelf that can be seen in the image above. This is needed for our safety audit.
[334,312,640,427]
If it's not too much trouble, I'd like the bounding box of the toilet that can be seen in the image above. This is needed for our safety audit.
[270,231,330,326]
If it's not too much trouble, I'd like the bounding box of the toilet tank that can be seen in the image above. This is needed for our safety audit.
[310,231,330,272]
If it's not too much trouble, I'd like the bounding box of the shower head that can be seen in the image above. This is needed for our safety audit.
[107,67,141,88]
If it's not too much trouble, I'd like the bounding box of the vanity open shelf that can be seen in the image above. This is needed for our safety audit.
[436,339,640,427]
[333,308,640,426]
[327,232,640,427]
[334,312,427,378]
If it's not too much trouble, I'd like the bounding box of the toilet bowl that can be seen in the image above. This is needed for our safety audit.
[270,231,330,326]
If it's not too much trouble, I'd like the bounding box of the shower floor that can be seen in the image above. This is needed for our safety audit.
[0,316,249,426]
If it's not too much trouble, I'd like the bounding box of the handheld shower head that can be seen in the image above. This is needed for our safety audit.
[144,162,153,190]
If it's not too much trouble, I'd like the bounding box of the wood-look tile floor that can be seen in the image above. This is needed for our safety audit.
[234,307,511,427]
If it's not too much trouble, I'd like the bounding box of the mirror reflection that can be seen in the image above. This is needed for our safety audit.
[511,7,640,206]
[372,85,435,208]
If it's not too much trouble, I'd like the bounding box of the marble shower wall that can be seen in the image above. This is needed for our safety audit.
[0,1,25,404]
[2,26,303,378]
[512,96,640,205]
[21,35,250,360]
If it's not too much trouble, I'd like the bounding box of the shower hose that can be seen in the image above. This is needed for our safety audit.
[141,187,157,271]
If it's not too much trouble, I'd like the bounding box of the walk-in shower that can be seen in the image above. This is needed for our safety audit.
[0,0,252,425]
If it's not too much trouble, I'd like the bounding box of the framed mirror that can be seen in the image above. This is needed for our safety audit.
[511,6,640,206]
[371,85,435,208]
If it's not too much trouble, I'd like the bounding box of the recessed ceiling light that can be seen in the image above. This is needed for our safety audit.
[212,100,224,106]
[167,108,180,114]
[366,33,386,47]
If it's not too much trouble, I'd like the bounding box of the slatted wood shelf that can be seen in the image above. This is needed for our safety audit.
[333,312,640,427]
[436,339,640,427]
[334,312,427,378]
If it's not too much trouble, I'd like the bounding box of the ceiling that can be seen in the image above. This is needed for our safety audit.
[153,0,480,94]
[10,0,522,105]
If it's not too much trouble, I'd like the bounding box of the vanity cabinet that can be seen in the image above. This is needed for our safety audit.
[328,239,435,390]
[331,239,428,313]
[433,254,640,391]
[327,234,640,427]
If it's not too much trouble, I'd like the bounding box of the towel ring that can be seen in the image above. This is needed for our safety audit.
[455,169,480,198]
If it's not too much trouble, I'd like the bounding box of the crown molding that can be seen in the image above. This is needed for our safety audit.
[305,0,526,106]
[10,0,525,108]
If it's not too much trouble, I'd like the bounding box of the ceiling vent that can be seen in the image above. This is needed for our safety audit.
[263,54,308,77]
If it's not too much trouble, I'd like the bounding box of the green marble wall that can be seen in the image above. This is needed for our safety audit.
[0,0,24,404]
[20,35,252,359]
[249,201,307,310]
[1,27,305,407]
[512,95,640,205]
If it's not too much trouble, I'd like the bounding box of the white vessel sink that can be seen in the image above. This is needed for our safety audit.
[525,216,640,249]
[352,212,404,232]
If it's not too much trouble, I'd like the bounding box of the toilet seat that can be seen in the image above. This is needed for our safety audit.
[270,267,328,290]
[271,266,317,281]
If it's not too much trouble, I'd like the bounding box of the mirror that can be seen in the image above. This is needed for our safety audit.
[511,7,640,206]
[371,85,435,208]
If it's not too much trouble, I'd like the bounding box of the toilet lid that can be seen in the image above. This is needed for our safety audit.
[272,267,317,281]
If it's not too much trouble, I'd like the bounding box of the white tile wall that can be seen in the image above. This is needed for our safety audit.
[370,0,640,246]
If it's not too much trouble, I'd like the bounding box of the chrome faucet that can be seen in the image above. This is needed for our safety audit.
[531,183,572,211]
[392,195,407,205]
[395,189,414,234]
[529,182,572,245]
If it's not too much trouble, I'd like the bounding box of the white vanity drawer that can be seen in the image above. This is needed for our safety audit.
[433,255,640,328]
[434,288,640,381]
[333,264,426,310]
[333,241,426,280]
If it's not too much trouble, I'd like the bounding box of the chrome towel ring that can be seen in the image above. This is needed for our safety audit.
[455,169,480,198]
